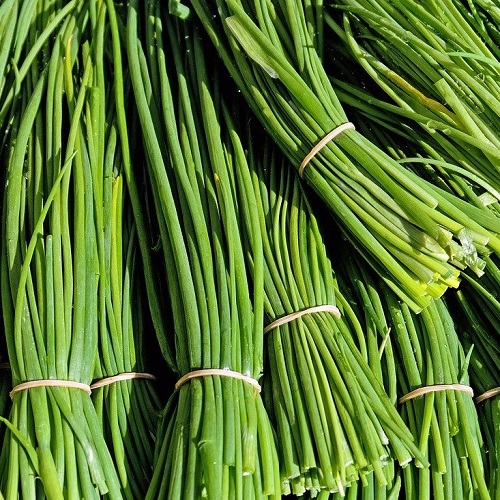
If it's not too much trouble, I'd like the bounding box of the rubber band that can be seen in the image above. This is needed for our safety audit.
[10,379,92,400]
[299,122,355,177]
[175,368,261,393]
[90,372,157,390]
[475,387,500,404]
[264,304,341,334]
[0,363,10,370]
[399,383,473,404]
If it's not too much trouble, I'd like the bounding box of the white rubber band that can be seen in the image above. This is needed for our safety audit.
[90,372,156,390]
[475,387,500,404]
[175,368,261,393]
[264,304,341,334]
[10,379,92,399]
[299,122,355,177]
[399,383,473,404]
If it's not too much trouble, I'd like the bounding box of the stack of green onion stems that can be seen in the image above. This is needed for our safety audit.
[335,249,489,499]
[323,102,500,276]
[325,0,500,212]
[3,1,500,499]
[229,126,428,495]
[91,165,161,499]
[449,255,500,498]
[184,0,500,313]
[386,297,487,499]
[80,2,161,497]
[126,2,281,498]
[0,2,129,497]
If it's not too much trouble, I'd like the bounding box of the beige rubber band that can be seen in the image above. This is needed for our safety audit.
[475,387,500,404]
[264,304,341,334]
[90,372,157,390]
[10,379,92,399]
[399,383,473,404]
[175,368,261,393]
[299,122,356,177]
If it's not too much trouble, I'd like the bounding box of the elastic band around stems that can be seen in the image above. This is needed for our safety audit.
[399,383,473,404]
[0,363,10,370]
[175,368,261,393]
[264,304,341,334]
[90,372,157,390]
[10,379,92,400]
[299,122,356,177]
[475,387,500,404]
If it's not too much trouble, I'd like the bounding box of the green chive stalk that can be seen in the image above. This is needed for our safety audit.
[126,2,280,498]
[184,0,500,313]
[0,351,9,454]
[0,1,124,497]
[335,248,489,499]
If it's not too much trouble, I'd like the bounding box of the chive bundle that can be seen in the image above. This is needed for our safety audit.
[2,1,500,499]
[185,0,500,313]
[81,3,162,496]
[335,248,489,499]
[0,2,127,497]
[91,168,161,498]
[125,2,280,497]
[449,255,500,498]
[228,128,427,495]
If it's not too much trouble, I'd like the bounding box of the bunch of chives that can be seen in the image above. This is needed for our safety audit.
[449,255,500,498]
[331,98,500,498]
[326,0,500,204]
[78,3,161,497]
[185,0,500,312]
[91,167,161,499]
[0,1,124,497]
[225,121,427,496]
[336,248,489,499]
[126,2,280,497]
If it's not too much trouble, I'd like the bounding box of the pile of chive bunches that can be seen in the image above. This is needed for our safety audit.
[2,0,500,498]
